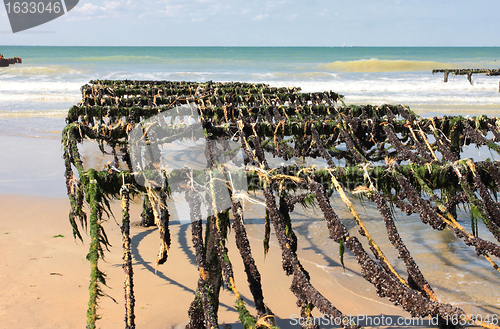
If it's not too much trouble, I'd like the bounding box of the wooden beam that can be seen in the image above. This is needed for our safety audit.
[433,68,500,86]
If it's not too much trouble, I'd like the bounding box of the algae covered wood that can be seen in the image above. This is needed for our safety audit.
[63,80,500,329]
[0,54,22,67]
[432,68,500,90]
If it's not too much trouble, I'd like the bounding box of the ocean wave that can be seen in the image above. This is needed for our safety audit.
[0,109,68,118]
[268,76,499,94]
[343,94,500,106]
[0,65,83,76]
[318,59,459,73]
[0,80,84,91]
[252,72,339,80]
[74,55,174,64]
[0,93,81,102]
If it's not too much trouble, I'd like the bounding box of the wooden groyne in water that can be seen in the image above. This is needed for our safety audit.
[433,68,500,90]
[0,54,22,67]
[63,80,500,329]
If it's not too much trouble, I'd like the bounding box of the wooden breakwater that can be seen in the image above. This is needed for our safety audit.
[63,80,500,329]
[433,69,500,91]
[0,54,22,68]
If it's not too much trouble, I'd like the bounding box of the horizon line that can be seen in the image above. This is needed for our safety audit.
[2,45,500,48]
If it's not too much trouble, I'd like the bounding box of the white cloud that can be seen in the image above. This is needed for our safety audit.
[74,3,100,15]
[159,4,184,17]
[66,0,270,23]
[102,1,121,11]
[67,0,137,20]
[253,13,268,20]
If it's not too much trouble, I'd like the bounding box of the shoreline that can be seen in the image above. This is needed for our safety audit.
[0,131,499,327]
[1,45,500,329]
[1,192,433,328]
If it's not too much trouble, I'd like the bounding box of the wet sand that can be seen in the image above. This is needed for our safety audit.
[2,134,495,328]
[0,190,429,328]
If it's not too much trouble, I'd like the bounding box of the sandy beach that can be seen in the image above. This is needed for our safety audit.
[1,112,499,328]
[2,45,500,327]
[0,189,418,329]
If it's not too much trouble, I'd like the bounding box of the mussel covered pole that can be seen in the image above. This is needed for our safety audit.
[121,184,135,329]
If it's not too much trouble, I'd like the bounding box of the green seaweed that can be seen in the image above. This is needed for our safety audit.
[63,80,500,329]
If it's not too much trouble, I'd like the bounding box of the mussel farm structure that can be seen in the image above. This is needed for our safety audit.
[0,54,22,67]
[62,80,500,329]
[432,69,500,90]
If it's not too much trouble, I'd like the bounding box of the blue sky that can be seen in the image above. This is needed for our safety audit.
[1,0,499,46]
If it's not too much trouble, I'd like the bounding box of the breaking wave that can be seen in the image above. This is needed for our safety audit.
[318,59,459,72]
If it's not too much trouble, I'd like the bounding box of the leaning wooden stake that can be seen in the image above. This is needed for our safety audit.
[329,171,409,288]
[63,80,500,329]
[86,170,106,329]
[121,181,135,329]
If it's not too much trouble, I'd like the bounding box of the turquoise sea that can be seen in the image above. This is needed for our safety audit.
[1,46,500,137]
[1,46,499,320]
